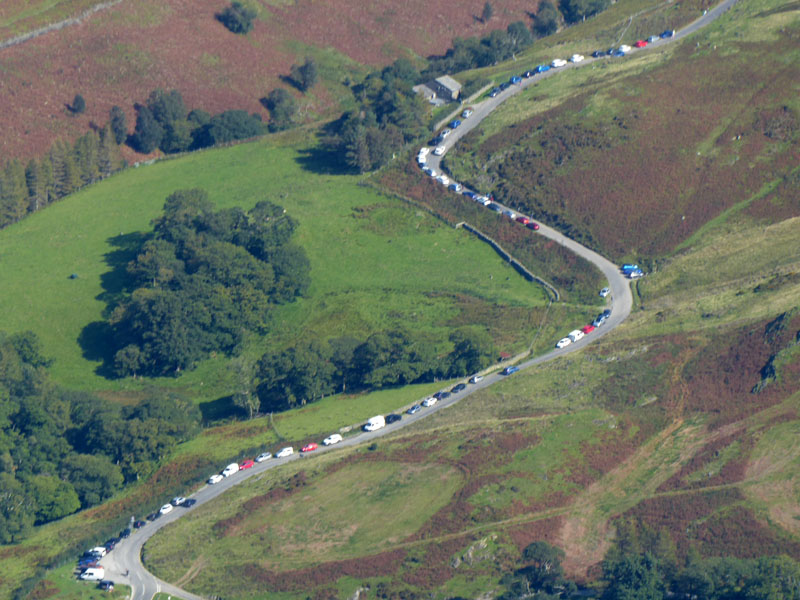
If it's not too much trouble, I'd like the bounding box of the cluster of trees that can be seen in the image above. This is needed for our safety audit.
[0,126,123,230]
[501,522,800,599]
[130,88,264,154]
[216,1,257,34]
[109,189,309,377]
[559,0,611,25]
[328,58,429,173]
[244,327,496,415]
[0,331,200,542]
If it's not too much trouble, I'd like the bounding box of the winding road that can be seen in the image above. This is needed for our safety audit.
[98,2,737,597]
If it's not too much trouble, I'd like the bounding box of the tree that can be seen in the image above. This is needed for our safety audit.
[27,475,80,524]
[71,93,86,114]
[745,555,800,600]
[59,453,123,507]
[0,473,35,543]
[25,159,46,212]
[602,552,665,600]
[130,105,164,153]
[231,357,258,418]
[73,132,100,185]
[559,0,610,24]
[161,119,194,153]
[110,105,127,144]
[264,89,297,132]
[217,1,257,34]
[0,159,28,227]
[482,1,494,22]
[447,327,496,377]
[190,110,264,149]
[147,88,187,126]
[534,1,561,37]
[290,58,318,92]
[506,21,534,51]
[521,541,566,591]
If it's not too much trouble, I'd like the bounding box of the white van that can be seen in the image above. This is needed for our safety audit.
[363,415,386,432]
[79,567,105,581]
[88,547,107,558]
[323,433,343,446]
[222,463,239,477]
[568,330,585,343]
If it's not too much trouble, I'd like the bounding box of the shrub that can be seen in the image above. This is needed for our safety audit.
[217,1,257,34]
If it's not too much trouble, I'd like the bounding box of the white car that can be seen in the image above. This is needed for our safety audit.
[423,167,436,177]
[222,462,239,477]
[421,397,437,407]
[477,196,491,205]
[437,175,450,186]
[79,568,105,581]
[323,433,343,446]
[208,473,224,484]
[551,58,567,67]
[599,287,610,298]
[556,338,572,349]
[469,375,484,384]
[440,128,451,138]
[619,44,632,52]
[417,154,427,164]
[419,147,430,155]
[462,108,474,118]
[159,503,174,515]
[433,145,446,156]
[568,329,585,343]
[570,54,585,63]
[276,447,294,458]
[171,497,186,506]
[88,546,107,558]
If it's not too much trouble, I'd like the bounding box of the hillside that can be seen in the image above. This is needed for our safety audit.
[0,0,543,162]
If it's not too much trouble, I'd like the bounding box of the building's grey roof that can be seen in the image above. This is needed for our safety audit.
[435,75,462,92]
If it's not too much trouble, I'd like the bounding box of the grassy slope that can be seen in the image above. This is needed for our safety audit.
[0,133,551,401]
[0,0,100,38]
[141,1,800,597]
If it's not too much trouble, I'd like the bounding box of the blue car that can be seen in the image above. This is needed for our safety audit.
[489,87,501,97]
[450,119,462,129]
[613,50,626,57]
[535,64,551,73]
[510,75,522,84]
[462,190,477,199]
[591,50,604,58]
[407,405,421,415]
[502,366,520,375]
[660,29,675,39]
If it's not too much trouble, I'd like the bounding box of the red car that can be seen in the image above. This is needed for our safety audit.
[516,216,530,225]
[634,40,647,48]
[301,443,318,453]
[526,222,540,231]
[581,325,596,334]
[239,459,255,470]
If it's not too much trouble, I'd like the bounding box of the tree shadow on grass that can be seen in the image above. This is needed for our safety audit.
[78,232,149,378]
[294,145,355,176]
[199,395,246,423]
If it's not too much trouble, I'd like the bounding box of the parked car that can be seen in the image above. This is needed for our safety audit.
[386,413,402,424]
[581,324,596,334]
[159,503,173,515]
[516,216,530,225]
[276,447,294,458]
[208,474,224,485]
[422,397,438,407]
[301,443,318,453]
[98,580,115,591]
[222,462,239,477]
[88,547,107,558]
[133,520,146,529]
[488,203,502,212]
[451,383,467,393]
[437,175,450,186]
[171,496,186,506]
[477,196,491,205]
[146,512,160,521]
[591,50,605,58]
[440,128,451,138]
[592,315,607,327]
[79,568,105,581]
[433,145,446,156]
[419,147,430,155]
[469,375,484,384]
[502,209,516,219]
[570,54,585,62]
[423,167,436,177]
[503,366,520,375]
[240,459,255,470]
[364,415,386,431]
[551,58,567,67]
[660,29,676,38]
[462,108,474,118]
[499,81,511,90]
[450,119,462,129]
[407,404,421,415]
[556,337,572,349]
[613,49,626,57]
[602,308,612,318]
[568,330,585,342]
[489,87,501,97]
[619,44,632,52]
[599,287,610,297]
[535,64,551,73]
[417,154,427,164]
[183,498,197,508]
[510,75,522,84]
[449,182,462,192]
[463,190,477,199]
[526,221,540,231]
[634,40,647,48]
[647,35,659,43]
[438,391,452,400]
[255,452,272,462]
[323,433,343,446]
[523,70,534,78]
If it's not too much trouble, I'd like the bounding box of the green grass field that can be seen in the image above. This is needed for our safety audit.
[0,0,101,38]
[0,134,550,401]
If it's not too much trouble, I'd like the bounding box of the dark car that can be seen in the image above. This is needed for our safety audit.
[183,498,197,508]
[146,512,159,521]
[462,190,477,199]
[105,537,120,547]
[488,203,502,212]
[602,309,612,318]
[523,70,534,78]
[78,557,99,567]
[451,383,467,393]
[591,50,604,58]
[449,119,462,129]
[607,47,616,55]
[613,49,626,57]
[386,413,402,424]
[526,221,540,231]
[439,391,452,400]
[133,520,146,529]
[489,87,501,97]
[407,404,421,415]
[103,542,115,552]
[98,580,115,591]
[120,528,131,539]
[660,29,675,39]
[510,75,522,84]
[502,366,520,375]
[499,81,511,91]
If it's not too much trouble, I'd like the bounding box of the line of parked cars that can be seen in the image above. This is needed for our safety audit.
[76,535,127,589]
[555,308,612,349]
